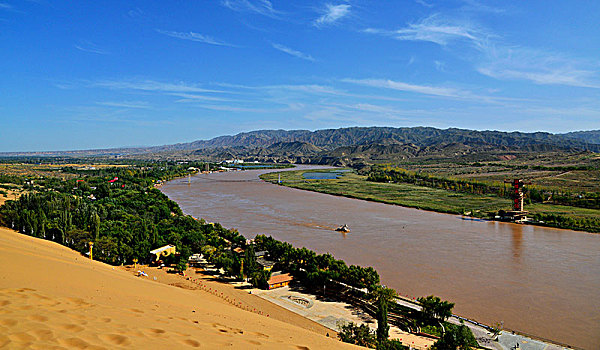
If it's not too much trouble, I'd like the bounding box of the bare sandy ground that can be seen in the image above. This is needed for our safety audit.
[0,227,359,349]
[0,189,20,206]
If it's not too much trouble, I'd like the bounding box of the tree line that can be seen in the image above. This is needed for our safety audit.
[0,162,225,266]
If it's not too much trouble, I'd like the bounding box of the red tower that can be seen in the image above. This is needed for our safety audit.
[507,179,525,211]
[503,179,529,222]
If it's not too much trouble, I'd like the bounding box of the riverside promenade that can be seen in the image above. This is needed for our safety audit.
[392,296,574,350]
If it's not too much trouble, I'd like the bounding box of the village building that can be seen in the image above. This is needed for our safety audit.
[257,256,275,271]
[149,244,176,262]
[267,273,293,290]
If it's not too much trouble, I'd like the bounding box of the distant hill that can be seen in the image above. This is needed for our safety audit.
[561,130,600,145]
[2,127,599,166]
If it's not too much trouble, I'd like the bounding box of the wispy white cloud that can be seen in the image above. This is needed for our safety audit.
[519,105,600,117]
[156,30,236,47]
[301,103,433,125]
[271,43,315,62]
[168,93,236,103]
[96,101,150,109]
[127,7,144,19]
[0,2,27,14]
[93,79,227,94]
[75,41,109,55]
[477,46,600,88]
[314,3,351,27]
[195,103,299,113]
[215,82,338,95]
[341,77,530,104]
[365,14,491,48]
[214,82,410,102]
[460,0,505,14]
[222,0,280,18]
[366,13,600,88]
[434,60,446,72]
[415,0,433,8]
[273,84,338,94]
[59,105,173,127]
[342,78,473,99]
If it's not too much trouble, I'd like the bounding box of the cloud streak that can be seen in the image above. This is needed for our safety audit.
[96,101,150,109]
[366,13,600,88]
[415,0,433,8]
[222,0,280,18]
[168,93,236,103]
[342,78,473,99]
[477,46,600,88]
[271,43,315,62]
[314,4,351,27]
[93,79,227,94]
[75,41,109,55]
[157,30,236,47]
[365,14,490,48]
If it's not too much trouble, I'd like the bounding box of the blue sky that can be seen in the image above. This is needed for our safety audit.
[1,1,600,151]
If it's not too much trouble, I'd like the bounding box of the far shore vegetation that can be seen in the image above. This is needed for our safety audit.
[0,158,478,349]
[260,167,600,233]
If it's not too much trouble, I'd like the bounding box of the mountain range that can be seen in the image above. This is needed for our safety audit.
[2,127,599,166]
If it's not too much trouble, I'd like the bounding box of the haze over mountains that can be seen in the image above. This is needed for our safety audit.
[2,127,599,166]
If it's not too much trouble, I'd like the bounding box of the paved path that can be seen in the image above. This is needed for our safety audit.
[254,286,437,350]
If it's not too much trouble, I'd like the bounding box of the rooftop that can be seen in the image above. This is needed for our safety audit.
[268,273,293,285]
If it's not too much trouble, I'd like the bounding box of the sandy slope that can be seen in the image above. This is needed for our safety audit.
[0,227,358,349]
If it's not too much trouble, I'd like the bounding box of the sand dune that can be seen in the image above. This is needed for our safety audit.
[0,227,358,349]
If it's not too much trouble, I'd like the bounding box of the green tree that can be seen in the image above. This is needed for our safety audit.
[244,244,259,279]
[432,324,478,350]
[250,269,271,289]
[377,339,407,350]
[418,295,454,325]
[175,258,188,273]
[90,211,100,240]
[371,286,397,342]
[337,321,377,348]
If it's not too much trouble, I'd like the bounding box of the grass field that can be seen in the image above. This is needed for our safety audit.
[260,169,600,227]
[261,170,511,215]
[396,152,600,192]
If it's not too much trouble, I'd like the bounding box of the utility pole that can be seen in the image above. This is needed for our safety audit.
[88,242,94,260]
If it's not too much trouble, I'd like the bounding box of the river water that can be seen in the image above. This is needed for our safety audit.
[161,166,600,349]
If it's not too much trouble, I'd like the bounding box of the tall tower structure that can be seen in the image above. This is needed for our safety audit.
[506,179,525,211]
[502,179,528,222]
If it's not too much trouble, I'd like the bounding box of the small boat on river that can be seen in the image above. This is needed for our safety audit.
[335,224,350,233]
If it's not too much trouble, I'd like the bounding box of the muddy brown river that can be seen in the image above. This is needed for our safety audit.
[161,166,600,349]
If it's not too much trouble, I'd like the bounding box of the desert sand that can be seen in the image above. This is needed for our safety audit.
[0,227,359,349]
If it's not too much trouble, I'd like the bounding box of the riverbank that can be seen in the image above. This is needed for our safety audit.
[160,167,600,348]
[260,169,600,234]
[0,227,357,349]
